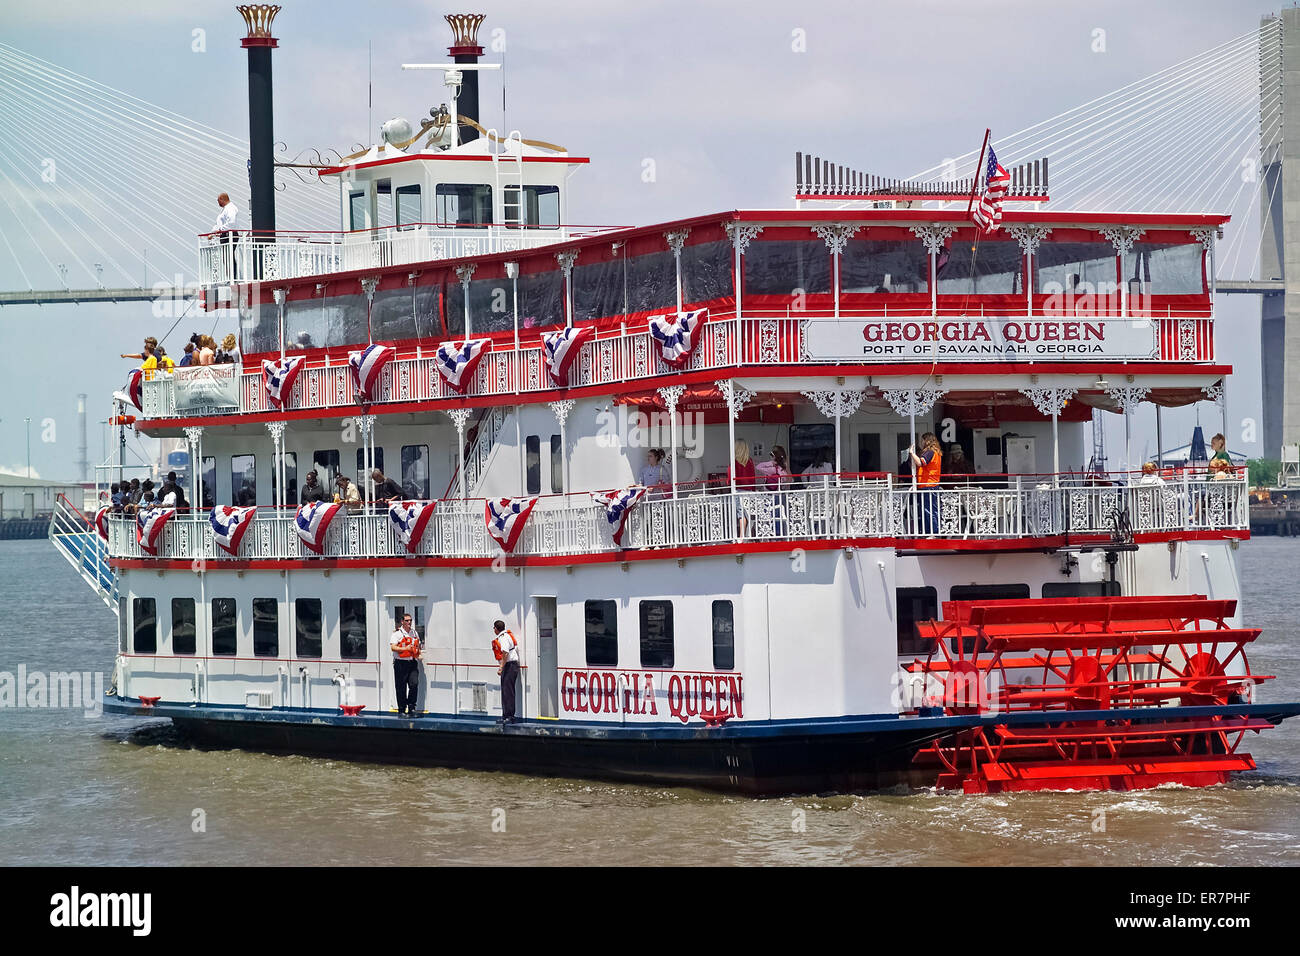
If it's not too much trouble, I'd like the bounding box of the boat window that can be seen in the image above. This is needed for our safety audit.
[200,456,216,508]
[313,450,340,491]
[857,433,882,473]
[948,584,1030,653]
[375,179,394,229]
[743,240,831,296]
[393,603,426,642]
[585,599,618,667]
[1033,242,1117,298]
[253,598,279,657]
[212,597,237,656]
[790,423,836,476]
[512,269,564,330]
[639,600,674,668]
[525,435,541,494]
[271,452,297,506]
[573,257,626,324]
[295,598,322,658]
[239,297,279,354]
[625,249,679,314]
[712,600,735,670]
[340,598,368,659]
[370,286,419,341]
[231,454,256,506]
[550,434,563,493]
[465,277,516,334]
[841,238,930,294]
[435,183,493,227]
[401,445,430,499]
[172,598,196,655]
[118,597,128,653]
[1121,242,1204,295]
[681,240,734,303]
[396,184,422,229]
[937,239,1024,295]
[356,447,383,483]
[318,293,370,348]
[896,587,937,657]
[1042,581,1121,598]
[132,597,157,654]
[348,190,367,231]
[286,299,327,352]
[503,184,559,228]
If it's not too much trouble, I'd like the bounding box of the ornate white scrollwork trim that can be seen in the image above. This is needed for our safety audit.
[1099,226,1145,256]
[881,385,949,417]
[657,384,687,414]
[909,224,957,254]
[715,379,754,420]
[359,277,379,298]
[355,413,376,438]
[1202,380,1225,407]
[454,264,476,288]
[724,222,763,254]
[1019,385,1077,417]
[265,420,287,443]
[664,229,690,256]
[548,399,575,428]
[1106,385,1150,413]
[802,388,867,420]
[555,249,578,277]
[1190,228,1219,250]
[811,223,860,255]
[183,426,204,446]
[444,407,473,433]
[1009,225,1052,255]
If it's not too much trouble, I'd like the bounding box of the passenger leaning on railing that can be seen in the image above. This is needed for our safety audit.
[907,433,943,534]
[639,448,670,499]
[300,470,327,504]
[334,474,362,511]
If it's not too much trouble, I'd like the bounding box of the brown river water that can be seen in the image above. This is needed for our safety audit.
[1,537,1297,866]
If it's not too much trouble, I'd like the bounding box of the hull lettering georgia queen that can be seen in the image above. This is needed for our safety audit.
[49,10,1300,795]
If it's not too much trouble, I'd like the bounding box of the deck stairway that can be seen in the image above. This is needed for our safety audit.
[48,494,118,613]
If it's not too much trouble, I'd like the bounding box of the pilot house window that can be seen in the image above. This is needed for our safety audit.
[436,184,493,227]
[503,184,559,228]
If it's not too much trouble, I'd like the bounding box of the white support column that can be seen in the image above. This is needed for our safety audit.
[910,225,957,318]
[724,222,763,333]
[273,287,287,359]
[1020,385,1077,485]
[1100,226,1144,318]
[555,250,578,329]
[505,260,520,353]
[658,385,686,498]
[801,387,866,482]
[717,379,754,494]
[548,400,575,498]
[1010,226,1051,318]
[665,230,690,315]
[455,264,476,337]
[184,426,204,510]
[813,224,858,319]
[446,408,473,501]
[357,414,376,507]
[360,277,379,345]
[881,386,950,487]
[1107,385,1150,477]
[266,421,286,509]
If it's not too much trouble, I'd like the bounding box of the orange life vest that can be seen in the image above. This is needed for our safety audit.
[394,632,420,660]
[917,448,942,487]
[492,629,517,662]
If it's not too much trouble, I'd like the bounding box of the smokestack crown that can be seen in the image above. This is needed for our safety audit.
[238,4,281,48]
[445,13,485,56]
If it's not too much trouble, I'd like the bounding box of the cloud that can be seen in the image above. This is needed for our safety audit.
[0,465,42,480]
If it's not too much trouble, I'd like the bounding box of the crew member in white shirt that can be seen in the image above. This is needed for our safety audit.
[214,192,239,278]
[389,613,422,717]
[492,620,521,724]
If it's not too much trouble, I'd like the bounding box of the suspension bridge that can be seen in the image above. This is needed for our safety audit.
[0,13,1298,454]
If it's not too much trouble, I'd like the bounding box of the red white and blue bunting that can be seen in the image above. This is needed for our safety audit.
[388,500,436,554]
[485,496,539,553]
[541,325,594,387]
[348,343,396,402]
[136,507,176,556]
[648,308,706,369]
[94,506,110,541]
[262,356,305,410]
[125,368,144,411]
[295,501,342,555]
[210,505,257,556]
[435,338,492,393]
[591,486,648,546]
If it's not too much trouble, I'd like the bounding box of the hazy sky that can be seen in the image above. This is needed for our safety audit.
[0,0,1286,480]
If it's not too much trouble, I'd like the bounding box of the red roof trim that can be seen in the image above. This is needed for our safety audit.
[318,153,591,176]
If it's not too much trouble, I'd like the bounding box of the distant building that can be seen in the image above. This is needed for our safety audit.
[0,474,91,519]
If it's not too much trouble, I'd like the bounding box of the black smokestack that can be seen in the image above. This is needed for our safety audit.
[238,4,280,236]
[446,14,486,144]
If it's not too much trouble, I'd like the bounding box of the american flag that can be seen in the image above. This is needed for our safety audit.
[971,145,1010,235]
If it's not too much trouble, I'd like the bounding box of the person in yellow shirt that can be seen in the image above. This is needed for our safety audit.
[121,337,159,380]
[155,346,175,374]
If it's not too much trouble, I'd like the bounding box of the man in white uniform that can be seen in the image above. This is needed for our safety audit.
[214,192,239,278]
[389,613,421,717]
[492,620,520,724]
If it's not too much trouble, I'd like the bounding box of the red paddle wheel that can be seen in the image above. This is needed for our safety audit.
[907,595,1274,793]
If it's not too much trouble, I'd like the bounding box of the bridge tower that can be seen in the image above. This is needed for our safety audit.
[1260,11,1300,458]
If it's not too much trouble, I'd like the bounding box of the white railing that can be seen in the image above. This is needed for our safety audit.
[198,224,623,286]
[104,477,1248,563]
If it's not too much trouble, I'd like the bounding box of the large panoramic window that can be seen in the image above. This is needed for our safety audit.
[573,257,625,324]
[896,587,937,657]
[712,600,735,671]
[639,600,675,668]
[253,598,278,658]
[1122,242,1204,294]
[212,597,237,656]
[171,598,196,656]
[339,598,368,660]
[681,240,734,303]
[435,183,492,227]
[401,445,430,499]
[744,240,832,295]
[132,597,157,655]
[585,600,618,667]
[625,249,678,314]
[231,454,256,506]
[936,239,1024,294]
[463,276,516,334]
[1034,242,1117,297]
[841,238,930,293]
[295,598,322,658]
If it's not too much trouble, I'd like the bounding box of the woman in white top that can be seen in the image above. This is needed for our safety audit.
[638,448,670,498]
[801,446,834,487]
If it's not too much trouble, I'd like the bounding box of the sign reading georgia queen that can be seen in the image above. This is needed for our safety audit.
[804,316,1160,362]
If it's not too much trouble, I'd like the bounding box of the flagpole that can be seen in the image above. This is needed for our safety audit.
[965,128,991,217]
